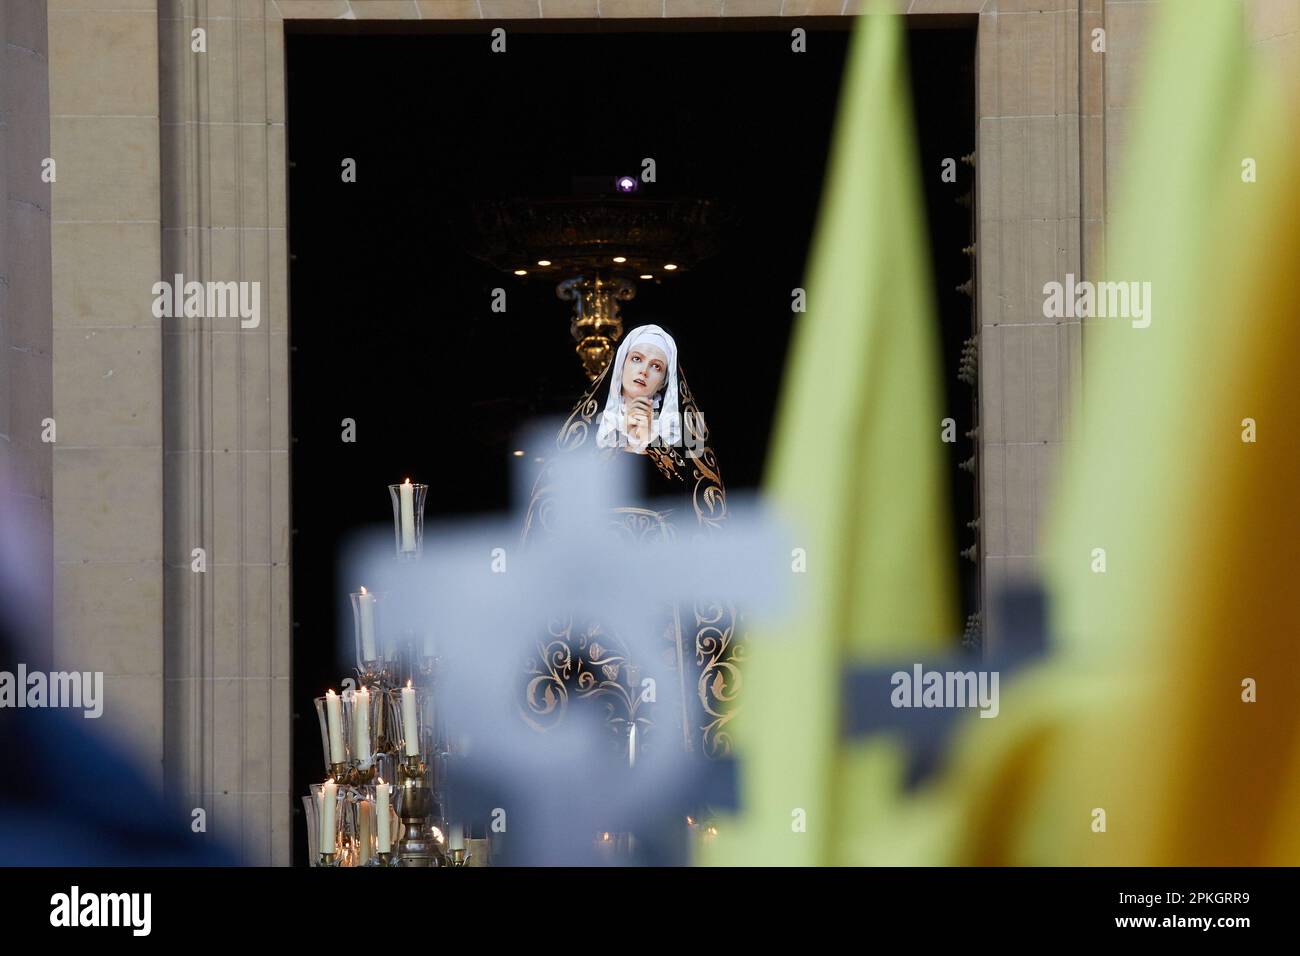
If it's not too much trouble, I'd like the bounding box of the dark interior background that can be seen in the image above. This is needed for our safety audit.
[286,19,976,864]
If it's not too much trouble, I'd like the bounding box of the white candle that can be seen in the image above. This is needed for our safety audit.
[595,831,615,862]
[357,799,374,865]
[399,478,416,552]
[358,587,377,661]
[401,682,420,757]
[376,780,392,853]
[319,779,337,855]
[325,689,345,765]
[449,822,464,852]
[354,686,371,764]
[628,722,637,769]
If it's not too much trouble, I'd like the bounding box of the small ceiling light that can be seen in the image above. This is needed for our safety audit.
[663,263,678,271]
[612,256,627,264]
[537,259,551,267]
[639,274,653,280]
[513,269,527,276]
[512,450,525,457]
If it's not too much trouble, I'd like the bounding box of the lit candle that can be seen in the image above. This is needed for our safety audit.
[449,822,464,852]
[376,779,392,853]
[357,799,374,865]
[358,587,377,661]
[401,681,419,757]
[325,689,345,765]
[319,779,337,855]
[354,686,371,764]
[399,478,416,552]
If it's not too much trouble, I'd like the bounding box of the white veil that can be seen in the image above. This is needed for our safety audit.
[595,324,682,449]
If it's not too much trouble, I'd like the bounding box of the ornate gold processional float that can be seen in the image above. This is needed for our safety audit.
[303,190,738,866]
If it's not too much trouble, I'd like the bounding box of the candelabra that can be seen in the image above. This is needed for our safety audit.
[302,477,469,867]
[301,473,723,866]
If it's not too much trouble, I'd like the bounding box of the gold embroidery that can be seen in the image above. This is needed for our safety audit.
[520,360,740,758]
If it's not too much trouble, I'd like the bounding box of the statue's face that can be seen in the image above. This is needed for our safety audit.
[621,344,668,401]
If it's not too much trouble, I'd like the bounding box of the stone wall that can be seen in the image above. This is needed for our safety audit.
[48,0,165,789]
[1,2,54,664]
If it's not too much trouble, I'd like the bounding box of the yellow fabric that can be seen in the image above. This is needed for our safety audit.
[700,5,956,866]
[705,1,1300,866]
[906,2,1300,866]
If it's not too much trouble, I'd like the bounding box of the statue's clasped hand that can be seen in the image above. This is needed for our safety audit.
[625,396,654,448]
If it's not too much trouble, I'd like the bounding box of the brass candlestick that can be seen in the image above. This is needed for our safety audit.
[335,762,378,788]
[397,755,436,867]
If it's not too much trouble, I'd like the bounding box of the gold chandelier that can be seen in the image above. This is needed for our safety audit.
[460,195,731,380]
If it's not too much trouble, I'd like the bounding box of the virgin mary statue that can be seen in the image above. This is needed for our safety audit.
[518,325,739,759]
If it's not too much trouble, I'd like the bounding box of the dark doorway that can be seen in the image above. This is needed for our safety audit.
[286,18,976,865]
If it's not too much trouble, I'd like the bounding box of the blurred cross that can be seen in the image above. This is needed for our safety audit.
[351,421,792,864]
[842,584,1051,789]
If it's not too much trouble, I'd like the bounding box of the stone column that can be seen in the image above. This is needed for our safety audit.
[975,0,1086,649]
[157,0,292,865]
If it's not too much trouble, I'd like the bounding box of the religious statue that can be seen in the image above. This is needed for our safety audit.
[518,325,740,759]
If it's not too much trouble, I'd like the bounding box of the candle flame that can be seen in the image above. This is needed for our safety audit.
[326,688,337,698]
[359,585,367,595]
[402,477,411,486]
